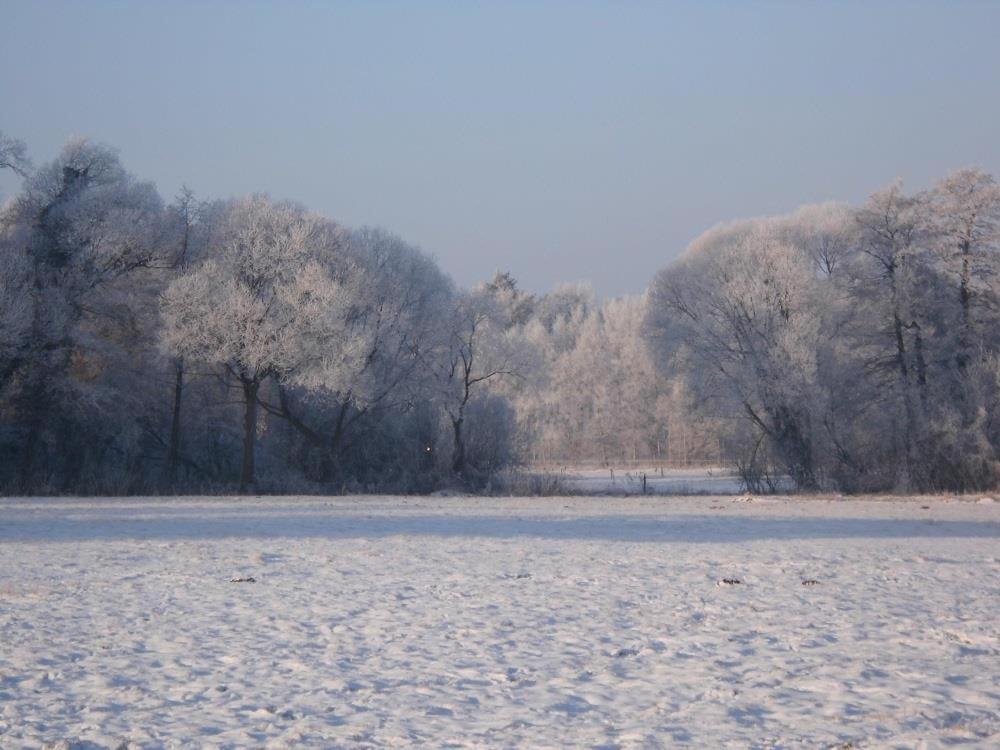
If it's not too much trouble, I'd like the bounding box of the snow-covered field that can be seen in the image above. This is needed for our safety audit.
[1,495,998,749]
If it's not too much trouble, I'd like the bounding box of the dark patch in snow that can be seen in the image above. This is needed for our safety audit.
[263,705,295,720]
[229,576,256,583]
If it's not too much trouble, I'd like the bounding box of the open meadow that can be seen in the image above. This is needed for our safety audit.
[1,494,998,749]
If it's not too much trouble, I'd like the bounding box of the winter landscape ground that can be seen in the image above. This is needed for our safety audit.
[1,492,998,749]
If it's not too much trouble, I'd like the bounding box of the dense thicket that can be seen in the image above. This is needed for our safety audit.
[1,130,997,494]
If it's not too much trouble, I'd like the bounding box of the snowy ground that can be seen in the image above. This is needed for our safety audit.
[552,467,745,495]
[1,494,998,749]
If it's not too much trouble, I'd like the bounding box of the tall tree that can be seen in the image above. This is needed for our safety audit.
[163,187,203,487]
[5,139,164,490]
[435,290,523,479]
[647,223,823,489]
[851,183,930,488]
[927,169,1000,372]
[161,195,362,492]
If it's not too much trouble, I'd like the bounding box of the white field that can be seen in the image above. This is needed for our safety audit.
[1,494,998,749]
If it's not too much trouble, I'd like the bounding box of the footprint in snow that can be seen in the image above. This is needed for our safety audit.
[262,705,295,720]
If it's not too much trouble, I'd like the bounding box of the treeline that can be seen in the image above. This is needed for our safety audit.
[646,177,1000,493]
[0,136,530,494]
[1,131,997,494]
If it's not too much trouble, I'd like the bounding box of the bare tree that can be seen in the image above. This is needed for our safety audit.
[163,187,203,487]
[435,291,523,479]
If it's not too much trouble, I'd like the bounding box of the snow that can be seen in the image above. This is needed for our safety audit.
[1,494,998,748]
[554,467,746,495]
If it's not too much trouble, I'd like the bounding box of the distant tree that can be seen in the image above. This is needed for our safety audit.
[777,202,858,277]
[484,270,536,328]
[0,130,31,177]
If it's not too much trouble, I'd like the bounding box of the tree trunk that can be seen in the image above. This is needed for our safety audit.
[166,359,184,487]
[17,372,50,492]
[913,324,928,408]
[451,416,465,476]
[240,378,259,493]
[890,275,918,488]
[957,240,972,371]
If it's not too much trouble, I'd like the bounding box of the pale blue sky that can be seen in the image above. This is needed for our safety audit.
[2,1,999,295]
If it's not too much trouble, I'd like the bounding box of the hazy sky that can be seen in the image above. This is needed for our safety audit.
[3,1,999,296]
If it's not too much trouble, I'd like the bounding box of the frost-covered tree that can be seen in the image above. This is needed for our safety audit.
[645,172,1000,493]
[1,138,166,491]
[434,289,525,480]
[926,169,1000,372]
[257,226,454,485]
[778,202,859,277]
[848,182,933,487]
[4,131,998,497]
[0,130,31,177]
[161,195,365,492]
[541,295,663,464]
[484,270,536,328]
[647,223,824,488]
[161,187,205,486]
[0,223,32,391]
